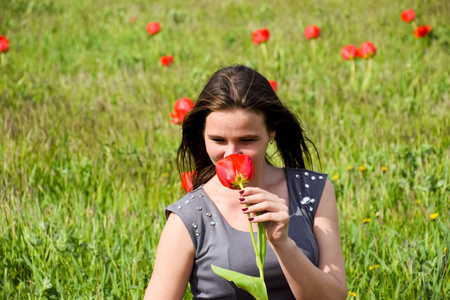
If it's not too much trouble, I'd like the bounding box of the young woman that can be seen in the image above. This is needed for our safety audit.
[144,65,347,299]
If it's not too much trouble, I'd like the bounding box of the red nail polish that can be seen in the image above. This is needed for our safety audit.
[239,190,244,194]
[239,197,245,202]
[248,217,254,222]
[242,208,248,212]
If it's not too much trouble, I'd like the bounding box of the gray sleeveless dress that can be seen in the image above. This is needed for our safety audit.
[165,168,327,299]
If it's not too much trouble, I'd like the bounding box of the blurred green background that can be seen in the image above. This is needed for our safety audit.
[1,0,449,299]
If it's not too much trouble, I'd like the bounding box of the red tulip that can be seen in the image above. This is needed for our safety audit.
[358,41,377,59]
[170,98,195,125]
[252,28,270,44]
[130,16,137,23]
[146,22,161,35]
[0,36,9,53]
[341,44,359,60]
[181,171,195,193]
[268,80,277,92]
[159,55,173,66]
[304,25,321,39]
[401,9,416,23]
[216,154,254,190]
[414,25,432,38]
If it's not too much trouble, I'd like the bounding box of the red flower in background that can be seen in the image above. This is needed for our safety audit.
[304,25,321,39]
[146,22,161,35]
[216,154,254,190]
[341,44,359,60]
[359,41,377,59]
[0,36,9,53]
[130,16,137,23]
[252,28,270,44]
[170,98,194,125]
[268,80,277,92]
[401,9,416,23]
[181,171,195,193]
[414,25,432,38]
[160,55,173,66]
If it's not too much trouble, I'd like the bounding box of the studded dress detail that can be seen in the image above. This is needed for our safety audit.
[165,168,327,299]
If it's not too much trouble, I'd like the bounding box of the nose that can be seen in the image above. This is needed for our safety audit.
[224,143,241,157]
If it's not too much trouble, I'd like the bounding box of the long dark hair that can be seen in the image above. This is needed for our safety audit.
[178,65,318,189]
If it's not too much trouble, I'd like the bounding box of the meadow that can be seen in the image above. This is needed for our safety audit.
[1,0,449,299]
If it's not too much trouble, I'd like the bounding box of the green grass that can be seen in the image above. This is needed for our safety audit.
[1,0,449,299]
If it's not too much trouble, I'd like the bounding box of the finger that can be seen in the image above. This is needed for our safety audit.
[239,187,267,197]
[241,201,285,215]
[248,211,290,224]
[239,192,277,205]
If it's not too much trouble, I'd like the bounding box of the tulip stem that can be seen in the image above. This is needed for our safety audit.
[362,58,372,91]
[240,182,266,282]
[1,54,4,66]
[350,59,356,89]
[310,40,316,58]
[260,43,268,65]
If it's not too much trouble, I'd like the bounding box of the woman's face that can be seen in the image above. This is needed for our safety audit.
[204,109,275,171]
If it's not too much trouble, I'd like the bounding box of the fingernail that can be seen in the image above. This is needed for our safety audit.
[242,208,248,212]
[248,217,254,222]
[239,197,245,202]
[239,190,244,194]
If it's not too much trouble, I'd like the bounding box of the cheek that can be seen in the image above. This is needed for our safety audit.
[205,142,222,164]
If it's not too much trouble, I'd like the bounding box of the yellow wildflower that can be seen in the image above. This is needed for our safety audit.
[333,173,339,180]
[348,291,357,297]
[444,247,447,254]
[430,213,439,220]
[362,218,371,224]
[347,166,353,171]
[369,264,380,270]
[163,172,169,178]
[359,165,366,171]
[415,200,422,205]
[381,166,387,172]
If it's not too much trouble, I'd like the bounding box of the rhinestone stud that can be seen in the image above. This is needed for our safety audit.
[192,223,198,229]
[311,198,316,203]
[206,212,212,217]
[177,205,182,210]
[195,231,200,237]
[309,206,313,212]
[311,176,316,181]
[210,221,216,226]
[304,172,309,176]
[185,200,190,205]
[196,206,202,211]
[190,195,195,199]
[305,184,310,188]
[319,176,324,180]
[296,174,300,178]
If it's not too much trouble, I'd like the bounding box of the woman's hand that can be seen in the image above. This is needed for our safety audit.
[239,187,290,246]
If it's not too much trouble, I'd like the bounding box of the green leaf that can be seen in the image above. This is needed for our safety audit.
[211,265,268,300]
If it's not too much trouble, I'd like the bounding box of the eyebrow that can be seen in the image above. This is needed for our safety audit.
[206,134,260,139]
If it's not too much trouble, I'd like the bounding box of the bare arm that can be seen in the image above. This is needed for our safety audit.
[144,213,195,300]
[242,179,347,299]
[271,179,347,299]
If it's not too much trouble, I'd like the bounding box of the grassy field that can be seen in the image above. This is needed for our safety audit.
[1,0,449,299]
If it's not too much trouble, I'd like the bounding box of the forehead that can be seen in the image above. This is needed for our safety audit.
[204,109,267,135]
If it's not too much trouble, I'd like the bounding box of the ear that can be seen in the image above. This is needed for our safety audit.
[269,130,276,141]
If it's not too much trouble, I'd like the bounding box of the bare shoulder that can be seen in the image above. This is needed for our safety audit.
[144,212,195,299]
[313,179,347,289]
